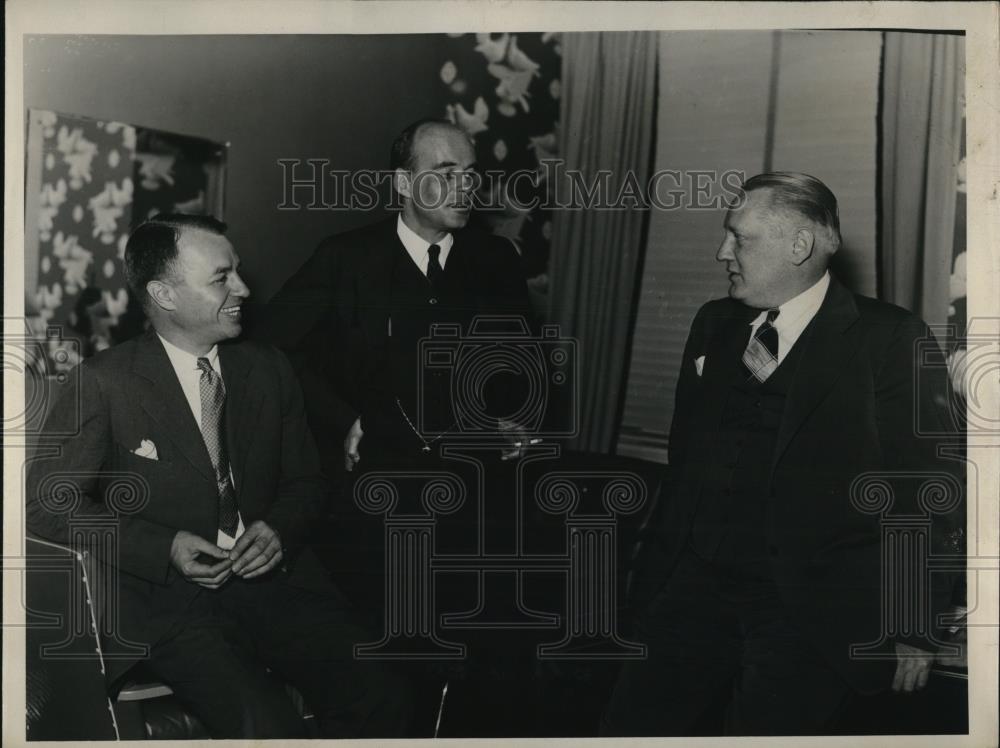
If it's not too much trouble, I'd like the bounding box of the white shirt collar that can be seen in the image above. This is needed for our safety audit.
[749,271,830,363]
[157,333,220,377]
[396,214,454,275]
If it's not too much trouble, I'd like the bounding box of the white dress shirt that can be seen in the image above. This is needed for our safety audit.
[397,214,454,274]
[747,271,830,364]
[157,334,245,549]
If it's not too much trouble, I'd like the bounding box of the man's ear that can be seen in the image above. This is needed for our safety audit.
[146,280,176,312]
[790,228,816,266]
[394,168,413,200]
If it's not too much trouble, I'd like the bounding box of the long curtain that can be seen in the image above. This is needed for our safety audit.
[547,32,657,453]
[879,32,965,329]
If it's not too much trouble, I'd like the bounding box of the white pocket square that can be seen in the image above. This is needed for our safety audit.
[132,439,159,461]
[694,355,706,377]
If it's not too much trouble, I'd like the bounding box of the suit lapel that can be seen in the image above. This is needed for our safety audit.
[443,233,471,280]
[130,332,215,481]
[771,277,861,470]
[218,342,259,496]
[700,304,757,432]
[354,220,403,342]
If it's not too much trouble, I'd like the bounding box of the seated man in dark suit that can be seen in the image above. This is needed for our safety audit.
[26,214,411,739]
[602,173,964,735]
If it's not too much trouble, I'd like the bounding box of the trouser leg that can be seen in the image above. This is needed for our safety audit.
[144,594,305,739]
[601,551,741,736]
[221,575,413,738]
[724,597,851,735]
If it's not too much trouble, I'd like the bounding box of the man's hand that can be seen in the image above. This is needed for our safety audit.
[498,418,534,461]
[936,605,968,669]
[229,520,284,579]
[344,417,363,472]
[892,642,935,693]
[170,531,233,589]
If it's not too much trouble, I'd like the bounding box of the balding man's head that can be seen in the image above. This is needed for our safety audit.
[391,119,477,241]
[390,119,471,172]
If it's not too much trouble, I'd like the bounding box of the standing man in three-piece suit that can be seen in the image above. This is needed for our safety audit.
[603,173,963,735]
[26,214,411,739]
[254,119,536,733]
[257,119,533,485]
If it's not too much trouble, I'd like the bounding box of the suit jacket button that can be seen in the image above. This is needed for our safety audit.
[429,298,438,305]
[768,545,779,557]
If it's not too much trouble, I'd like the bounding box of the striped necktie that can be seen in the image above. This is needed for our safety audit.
[197,357,239,536]
[742,309,780,382]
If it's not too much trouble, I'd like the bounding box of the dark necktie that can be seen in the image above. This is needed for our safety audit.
[427,243,443,289]
[197,357,239,536]
[742,309,780,382]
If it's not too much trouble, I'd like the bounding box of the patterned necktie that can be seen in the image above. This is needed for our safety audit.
[742,309,781,382]
[427,244,443,288]
[197,357,239,536]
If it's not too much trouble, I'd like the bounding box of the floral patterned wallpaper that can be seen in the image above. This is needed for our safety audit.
[25,109,226,372]
[437,33,562,302]
[32,112,135,337]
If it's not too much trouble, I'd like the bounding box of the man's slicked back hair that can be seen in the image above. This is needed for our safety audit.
[389,118,467,171]
[124,213,228,308]
[742,172,842,250]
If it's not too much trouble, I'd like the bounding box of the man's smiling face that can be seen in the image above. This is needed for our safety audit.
[167,226,250,350]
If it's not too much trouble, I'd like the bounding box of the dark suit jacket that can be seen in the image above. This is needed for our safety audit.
[25,331,330,683]
[254,217,533,469]
[647,275,964,693]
